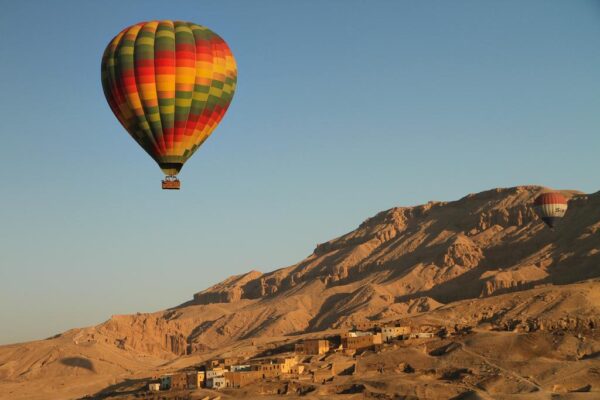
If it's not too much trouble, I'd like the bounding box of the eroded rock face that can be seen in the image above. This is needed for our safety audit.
[193,270,263,304]
[71,186,600,356]
[506,316,600,333]
[189,186,598,310]
[96,314,193,356]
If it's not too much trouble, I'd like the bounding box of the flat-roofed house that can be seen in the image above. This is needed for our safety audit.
[221,357,244,366]
[224,371,261,388]
[204,367,225,388]
[229,364,252,372]
[160,375,172,390]
[295,339,329,355]
[342,332,383,350]
[352,321,379,331]
[410,332,435,339]
[170,372,188,390]
[187,371,205,389]
[253,362,285,378]
[212,376,227,389]
[290,364,305,375]
[206,368,225,379]
[148,382,160,392]
[312,366,334,384]
[381,326,411,342]
[276,356,298,372]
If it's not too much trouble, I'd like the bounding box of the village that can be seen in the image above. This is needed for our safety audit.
[143,321,455,397]
[90,308,600,399]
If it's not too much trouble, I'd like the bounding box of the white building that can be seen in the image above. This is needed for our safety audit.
[210,376,227,389]
[230,364,252,372]
[206,368,225,379]
[345,331,373,338]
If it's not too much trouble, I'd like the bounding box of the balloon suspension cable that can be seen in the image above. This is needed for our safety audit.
[162,175,180,190]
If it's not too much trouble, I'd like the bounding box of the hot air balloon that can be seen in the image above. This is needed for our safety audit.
[101,21,237,189]
[533,192,568,228]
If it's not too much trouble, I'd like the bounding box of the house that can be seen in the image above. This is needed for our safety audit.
[204,356,244,368]
[187,371,205,389]
[211,376,227,389]
[295,339,329,355]
[229,364,252,372]
[252,357,298,378]
[352,321,379,331]
[206,368,225,379]
[276,356,298,372]
[341,330,373,338]
[312,366,334,384]
[253,362,285,378]
[410,332,435,339]
[381,326,411,342]
[224,371,262,388]
[148,383,160,392]
[204,367,226,388]
[160,375,172,390]
[289,364,305,375]
[169,372,189,390]
[341,332,383,350]
[221,357,244,366]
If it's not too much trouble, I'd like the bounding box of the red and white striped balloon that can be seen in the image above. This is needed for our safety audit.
[533,192,568,228]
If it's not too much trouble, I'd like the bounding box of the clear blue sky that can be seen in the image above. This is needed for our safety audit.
[1,0,599,345]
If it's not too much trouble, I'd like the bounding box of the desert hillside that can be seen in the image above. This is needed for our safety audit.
[98,186,600,353]
[1,185,599,400]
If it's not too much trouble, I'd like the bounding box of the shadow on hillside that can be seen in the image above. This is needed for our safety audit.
[306,292,352,332]
[60,357,95,372]
[252,342,295,359]
[79,378,150,399]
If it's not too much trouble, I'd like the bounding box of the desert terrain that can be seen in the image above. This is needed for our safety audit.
[1,185,599,399]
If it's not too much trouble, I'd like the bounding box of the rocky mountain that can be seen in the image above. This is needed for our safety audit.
[79,186,600,354]
[1,185,599,400]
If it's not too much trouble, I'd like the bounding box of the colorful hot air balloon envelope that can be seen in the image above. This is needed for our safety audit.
[533,192,568,228]
[101,21,237,189]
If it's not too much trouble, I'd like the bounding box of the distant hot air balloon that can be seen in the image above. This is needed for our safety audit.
[101,21,237,189]
[533,192,568,228]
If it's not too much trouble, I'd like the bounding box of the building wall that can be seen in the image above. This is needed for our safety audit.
[221,357,243,366]
[276,357,298,372]
[312,368,333,383]
[411,332,435,339]
[254,363,285,378]
[381,326,411,342]
[342,333,382,350]
[187,371,205,389]
[170,373,188,390]
[290,365,305,374]
[160,375,171,390]
[352,321,379,331]
[212,376,227,389]
[296,339,329,355]
[224,371,262,388]
[206,368,225,379]
[148,383,160,392]
[230,364,252,372]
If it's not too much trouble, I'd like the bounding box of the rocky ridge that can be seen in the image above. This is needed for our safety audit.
[93,186,600,355]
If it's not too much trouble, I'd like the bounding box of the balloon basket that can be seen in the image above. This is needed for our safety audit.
[162,176,180,190]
